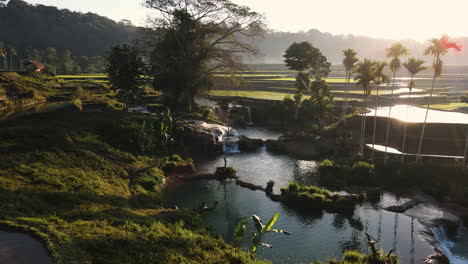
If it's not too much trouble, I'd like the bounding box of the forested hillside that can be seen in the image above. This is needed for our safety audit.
[0,0,136,58]
[243,29,468,65]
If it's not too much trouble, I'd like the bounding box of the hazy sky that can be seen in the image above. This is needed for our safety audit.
[26,0,468,41]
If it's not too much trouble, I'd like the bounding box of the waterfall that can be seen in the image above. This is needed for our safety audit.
[245,106,254,125]
[430,221,467,264]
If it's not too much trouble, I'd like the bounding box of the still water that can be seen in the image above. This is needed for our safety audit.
[165,127,438,264]
[367,105,468,124]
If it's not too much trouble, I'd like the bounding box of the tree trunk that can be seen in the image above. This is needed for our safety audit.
[10,55,12,71]
[463,132,468,167]
[417,55,439,161]
[342,71,349,119]
[371,85,380,162]
[401,75,414,162]
[384,71,397,162]
[360,95,368,155]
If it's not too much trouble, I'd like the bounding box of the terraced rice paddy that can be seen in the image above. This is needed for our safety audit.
[50,65,468,111]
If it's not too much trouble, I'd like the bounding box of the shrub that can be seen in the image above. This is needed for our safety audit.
[343,250,363,263]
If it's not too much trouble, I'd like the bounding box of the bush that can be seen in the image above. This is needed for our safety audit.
[461,94,468,103]
[343,251,363,263]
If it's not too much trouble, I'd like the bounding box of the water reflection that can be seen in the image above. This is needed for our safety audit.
[366,105,468,124]
[166,127,436,263]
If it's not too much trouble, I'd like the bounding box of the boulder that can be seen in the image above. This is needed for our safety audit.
[238,135,264,151]
[182,121,224,154]
[266,138,320,159]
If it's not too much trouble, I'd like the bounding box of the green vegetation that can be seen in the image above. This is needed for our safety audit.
[0,0,134,70]
[283,41,332,120]
[147,0,265,112]
[310,250,399,264]
[0,110,266,264]
[279,183,367,212]
[106,45,146,108]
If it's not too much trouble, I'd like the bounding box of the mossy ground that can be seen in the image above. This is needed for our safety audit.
[0,109,267,264]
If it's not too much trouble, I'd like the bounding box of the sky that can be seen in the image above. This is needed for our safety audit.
[26,0,468,41]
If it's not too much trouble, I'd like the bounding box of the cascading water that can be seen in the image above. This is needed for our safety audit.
[245,106,254,125]
[430,221,468,264]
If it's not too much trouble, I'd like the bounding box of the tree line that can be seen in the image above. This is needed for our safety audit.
[0,41,106,74]
[0,0,135,58]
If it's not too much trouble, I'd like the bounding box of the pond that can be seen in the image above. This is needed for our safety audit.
[165,126,463,264]
[0,231,51,264]
[366,105,468,124]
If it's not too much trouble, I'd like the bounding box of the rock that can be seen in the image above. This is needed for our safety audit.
[265,139,287,154]
[424,253,449,264]
[384,200,420,213]
[215,167,237,179]
[235,180,264,191]
[266,138,320,159]
[238,135,264,151]
[182,121,224,154]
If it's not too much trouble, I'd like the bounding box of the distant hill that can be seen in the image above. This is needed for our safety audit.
[0,0,136,57]
[244,29,468,66]
[2,1,467,66]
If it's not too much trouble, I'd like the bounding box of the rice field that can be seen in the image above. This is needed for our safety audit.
[50,65,467,108]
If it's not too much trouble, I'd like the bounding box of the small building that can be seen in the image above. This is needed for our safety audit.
[24,61,46,72]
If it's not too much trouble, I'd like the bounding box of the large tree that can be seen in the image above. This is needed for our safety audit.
[283,41,331,120]
[383,43,408,162]
[400,58,426,161]
[416,35,461,160]
[106,45,146,109]
[145,0,265,112]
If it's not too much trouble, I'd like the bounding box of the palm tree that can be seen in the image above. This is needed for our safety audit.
[371,61,390,162]
[355,59,375,155]
[342,49,359,118]
[0,42,6,71]
[401,58,426,161]
[384,43,408,162]
[6,44,16,71]
[416,35,462,161]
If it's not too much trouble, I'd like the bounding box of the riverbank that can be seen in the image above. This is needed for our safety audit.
[0,109,267,264]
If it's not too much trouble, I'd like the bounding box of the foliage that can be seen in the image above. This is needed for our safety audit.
[280,183,366,212]
[461,94,468,103]
[248,213,291,254]
[318,161,375,188]
[283,42,331,119]
[146,0,265,112]
[106,45,146,108]
[0,0,135,59]
[402,58,426,90]
[385,43,409,73]
[233,217,248,247]
[0,110,267,264]
[310,250,399,264]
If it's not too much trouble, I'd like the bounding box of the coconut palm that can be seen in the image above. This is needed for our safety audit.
[355,59,375,155]
[401,58,426,161]
[371,61,390,162]
[6,44,16,71]
[383,43,408,162]
[416,35,462,161]
[0,42,6,71]
[342,49,359,118]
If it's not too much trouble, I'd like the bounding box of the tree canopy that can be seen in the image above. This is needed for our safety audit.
[0,0,135,57]
[144,0,266,111]
[106,45,146,108]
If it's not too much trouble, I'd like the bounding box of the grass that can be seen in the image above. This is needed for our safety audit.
[0,110,267,264]
[424,102,468,112]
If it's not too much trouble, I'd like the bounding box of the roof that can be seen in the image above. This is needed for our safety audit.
[24,60,46,70]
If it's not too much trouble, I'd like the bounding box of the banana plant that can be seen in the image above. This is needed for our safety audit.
[233,217,248,248]
[250,212,291,254]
